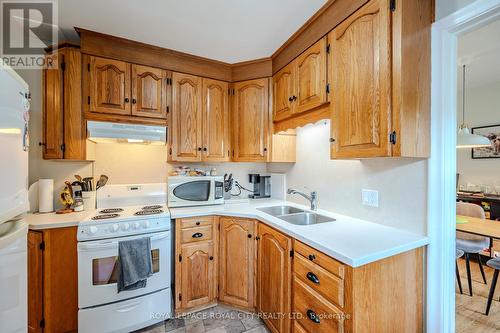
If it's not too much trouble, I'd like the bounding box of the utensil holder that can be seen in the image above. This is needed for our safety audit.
[82,191,96,211]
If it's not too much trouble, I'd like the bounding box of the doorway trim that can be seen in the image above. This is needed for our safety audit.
[428,0,500,332]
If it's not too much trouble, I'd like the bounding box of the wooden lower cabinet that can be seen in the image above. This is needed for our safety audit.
[175,217,218,313]
[28,227,78,333]
[173,217,423,333]
[257,223,292,333]
[219,217,256,310]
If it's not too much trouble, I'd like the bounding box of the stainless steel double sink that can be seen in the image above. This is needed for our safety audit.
[257,206,336,226]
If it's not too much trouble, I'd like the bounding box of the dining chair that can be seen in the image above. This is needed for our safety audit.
[456,202,490,296]
[456,248,465,294]
[485,257,500,315]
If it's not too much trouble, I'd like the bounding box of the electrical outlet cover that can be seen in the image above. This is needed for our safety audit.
[362,189,379,208]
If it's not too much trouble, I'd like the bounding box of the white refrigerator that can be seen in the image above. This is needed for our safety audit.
[0,61,30,333]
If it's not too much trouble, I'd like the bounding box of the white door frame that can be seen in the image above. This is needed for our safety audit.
[428,1,500,331]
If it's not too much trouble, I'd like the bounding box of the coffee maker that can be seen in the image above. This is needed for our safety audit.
[248,174,271,199]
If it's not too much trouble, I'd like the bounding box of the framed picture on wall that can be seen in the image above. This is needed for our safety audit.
[471,124,500,159]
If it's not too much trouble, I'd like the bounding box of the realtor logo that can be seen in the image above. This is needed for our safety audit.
[1,0,58,68]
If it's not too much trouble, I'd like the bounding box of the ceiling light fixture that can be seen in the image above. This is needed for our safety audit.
[457,64,491,149]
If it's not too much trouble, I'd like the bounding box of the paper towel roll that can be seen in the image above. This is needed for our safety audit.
[38,179,54,213]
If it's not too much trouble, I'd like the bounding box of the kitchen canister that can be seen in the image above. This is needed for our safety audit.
[38,179,54,213]
[82,191,96,211]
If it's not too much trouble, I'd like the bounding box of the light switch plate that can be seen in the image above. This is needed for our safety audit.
[362,189,379,207]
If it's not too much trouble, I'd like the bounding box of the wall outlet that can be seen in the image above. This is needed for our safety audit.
[362,189,379,207]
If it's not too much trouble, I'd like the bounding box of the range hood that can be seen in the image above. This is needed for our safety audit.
[87,121,166,145]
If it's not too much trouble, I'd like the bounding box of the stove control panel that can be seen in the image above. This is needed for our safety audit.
[78,218,171,241]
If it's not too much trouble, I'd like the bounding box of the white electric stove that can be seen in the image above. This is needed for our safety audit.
[77,183,172,333]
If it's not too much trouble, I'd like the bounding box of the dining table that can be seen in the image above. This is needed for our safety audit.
[457,214,500,239]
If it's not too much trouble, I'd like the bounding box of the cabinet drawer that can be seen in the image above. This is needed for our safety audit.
[180,225,213,244]
[178,216,214,229]
[294,253,344,308]
[294,240,345,279]
[293,277,344,333]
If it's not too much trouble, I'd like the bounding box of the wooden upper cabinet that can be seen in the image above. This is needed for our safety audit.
[42,47,86,160]
[257,223,292,333]
[295,37,327,114]
[273,63,295,121]
[219,217,256,310]
[202,78,230,161]
[43,52,64,159]
[232,78,269,162]
[131,64,167,118]
[89,56,131,115]
[171,72,202,161]
[179,241,216,310]
[329,0,391,158]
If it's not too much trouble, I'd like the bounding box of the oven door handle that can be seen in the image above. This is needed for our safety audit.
[78,232,170,251]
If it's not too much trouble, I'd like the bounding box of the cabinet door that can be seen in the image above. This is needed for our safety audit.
[89,56,131,115]
[329,0,391,158]
[232,78,269,162]
[219,217,256,310]
[179,242,217,310]
[42,52,63,159]
[295,37,327,114]
[273,63,295,121]
[28,231,43,333]
[171,72,202,161]
[131,64,167,119]
[257,223,292,333]
[202,78,230,161]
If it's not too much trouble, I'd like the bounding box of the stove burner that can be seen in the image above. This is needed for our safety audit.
[134,209,164,216]
[92,213,120,220]
[142,205,162,210]
[99,208,124,214]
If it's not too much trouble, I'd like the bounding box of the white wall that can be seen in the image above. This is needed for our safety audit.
[268,120,428,235]
[435,0,476,20]
[457,80,500,190]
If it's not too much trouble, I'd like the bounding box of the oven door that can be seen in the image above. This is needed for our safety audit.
[168,180,214,207]
[78,231,171,309]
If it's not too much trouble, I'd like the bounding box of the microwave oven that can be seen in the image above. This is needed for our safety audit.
[167,176,224,207]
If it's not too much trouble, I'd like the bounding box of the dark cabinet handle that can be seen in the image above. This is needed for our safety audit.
[306,272,320,284]
[292,95,297,101]
[196,222,200,226]
[38,142,46,146]
[192,232,203,238]
[255,236,260,240]
[203,147,207,152]
[209,256,214,260]
[329,138,336,143]
[307,310,320,324]
[132,98,137,104]
[248,234,252,238]
[198,147,202,151]
[125,97,130,103]
[263,148,267,152]
[308,254,316,261]
[288,96,293,102]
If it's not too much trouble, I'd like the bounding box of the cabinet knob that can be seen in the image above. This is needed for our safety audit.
[198,147,202,151]
[192,232,203,238]
[288,96,293,102]
[292,95,297,101]
[196,222,200,226]
[203,147,207,152]
[329,138,335,143]
[132,98,137,104]
[306,310,320,324]
[308,254,316,261]
[306,272,320,284]
[248,234,252,238]
[209,256,214,261]
[38,142,46,147]
[255,236,260,240]
[263,148,267,152]
[124,97,130,103]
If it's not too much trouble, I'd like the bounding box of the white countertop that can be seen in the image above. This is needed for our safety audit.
[26,199,429,267]
[26,211,94,230]
[169,199,429,268]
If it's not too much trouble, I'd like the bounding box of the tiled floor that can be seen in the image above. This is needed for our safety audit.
[135,304,270,333]
[456,257,500,333]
